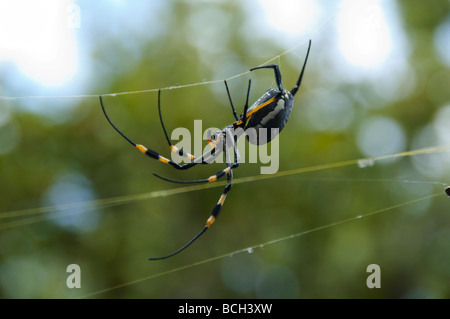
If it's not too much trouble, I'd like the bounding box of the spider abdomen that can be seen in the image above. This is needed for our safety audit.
[244,89,294,145]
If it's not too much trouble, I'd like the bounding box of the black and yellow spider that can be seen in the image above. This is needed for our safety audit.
[99,40,311,260]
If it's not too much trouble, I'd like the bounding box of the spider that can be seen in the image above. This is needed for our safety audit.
[99,40,311,260]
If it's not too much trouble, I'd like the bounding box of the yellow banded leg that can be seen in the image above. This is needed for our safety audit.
[170,145,196,161]
[135,144,198,169]
[207,166,232,182]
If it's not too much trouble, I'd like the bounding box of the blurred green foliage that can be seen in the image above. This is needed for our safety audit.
[0,0,449,298]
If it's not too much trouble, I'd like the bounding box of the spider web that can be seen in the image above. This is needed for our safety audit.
[0,141,448,298]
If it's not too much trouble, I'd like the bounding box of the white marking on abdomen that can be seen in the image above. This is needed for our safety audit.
[260,98,285,126]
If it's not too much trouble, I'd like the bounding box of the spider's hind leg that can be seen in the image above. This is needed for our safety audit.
[149,136,239,260]
[224,80,239,121]
[250,64,283,92]
[290,39,312,97]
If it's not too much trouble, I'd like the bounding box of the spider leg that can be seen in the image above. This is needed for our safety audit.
[205,159,235,232]
[205,129,222,153]
[224,80,239,121]
[230,79,253,128]
[153,163,236,184]
[159,89,231,165]
[147,226,208,260]
[153,130,241,184]
[100,95,220,170]
[241,79,252,128]
[250,64,283,92]
[290,39,312,97]
[156,76,250,184]
[148,134,240,260]
[157,90,201,162]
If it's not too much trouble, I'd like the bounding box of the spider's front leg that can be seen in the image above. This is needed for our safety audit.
[99,95,221,171]
[157,90,227,166]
